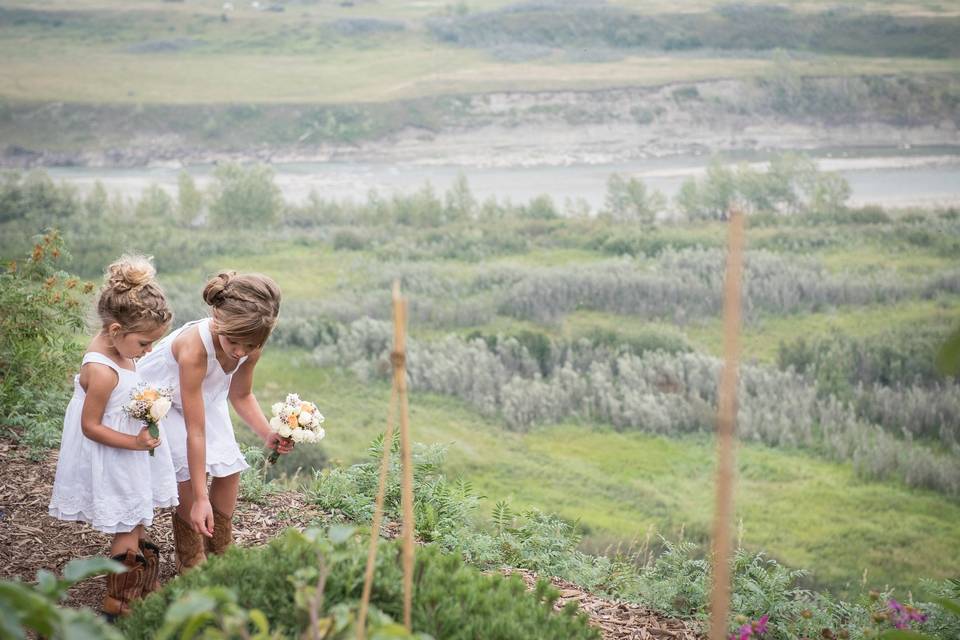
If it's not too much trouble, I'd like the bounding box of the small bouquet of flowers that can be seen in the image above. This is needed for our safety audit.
[267,393,325,464]
[123,384,173,456]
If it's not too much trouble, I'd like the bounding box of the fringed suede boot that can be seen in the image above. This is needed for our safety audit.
[138,539,162,596]
[102,550,146,622]
[205,507,234,556]
[172,511,206,574]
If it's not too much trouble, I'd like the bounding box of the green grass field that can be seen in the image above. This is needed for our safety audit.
[249,349,960,598]
[1,0,958,104]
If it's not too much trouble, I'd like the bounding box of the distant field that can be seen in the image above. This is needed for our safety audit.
[1,1,959,104]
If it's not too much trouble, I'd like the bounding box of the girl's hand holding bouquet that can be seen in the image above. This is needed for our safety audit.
[123,384,173,456]
[267,393,325,464]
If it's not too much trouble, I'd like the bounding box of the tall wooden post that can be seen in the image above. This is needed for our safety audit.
[708,208,746,640]
[356,282,416,638]
[393,282,416,630]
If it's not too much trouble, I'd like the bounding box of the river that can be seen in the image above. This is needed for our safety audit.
[45,146,960,212]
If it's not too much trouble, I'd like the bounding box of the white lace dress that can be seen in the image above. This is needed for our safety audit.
[138,319,250,483]
[48,352,179,534]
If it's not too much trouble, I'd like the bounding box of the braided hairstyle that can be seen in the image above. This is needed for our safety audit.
[97,255,173,334]
[202,271,281,347]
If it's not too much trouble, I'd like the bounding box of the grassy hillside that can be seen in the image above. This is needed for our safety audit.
[251,350,960,598]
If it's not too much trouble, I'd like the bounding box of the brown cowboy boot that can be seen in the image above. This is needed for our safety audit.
[102,550,146,621]
[205,507,233,556]
[138,539,162,596]
[172,511,206,574]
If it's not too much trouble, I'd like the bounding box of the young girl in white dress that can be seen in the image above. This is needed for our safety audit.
[48,255,178,619]
[138,271,291,572]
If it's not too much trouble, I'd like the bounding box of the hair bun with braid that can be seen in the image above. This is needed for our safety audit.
[106,255,156,293]
[202,271,236,306]
[97,255,173,334]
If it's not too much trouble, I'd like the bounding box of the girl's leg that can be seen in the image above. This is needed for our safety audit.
[206,473,240,555]
[109,526,142,557]
[209,473,240,518]
[172,478,208,573]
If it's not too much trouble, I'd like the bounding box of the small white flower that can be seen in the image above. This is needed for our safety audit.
[286,393,301,405]
[315,427,326,441]
[271,402,283,416]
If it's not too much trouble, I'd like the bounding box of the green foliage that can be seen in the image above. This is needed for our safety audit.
[177,170,204,225]
[156,587,276,640]
[238,444,279,505]
[208,163,283,228]
[428,5,960,58]
[0,231,90,457]
[0,556,125,640]
[675,154,850,219]
[603,173,664,224]
[778,328,947,389]
[134,184,174,220]
[122,528,598,640]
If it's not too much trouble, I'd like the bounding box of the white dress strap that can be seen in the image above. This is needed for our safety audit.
[197,318,217,361]
[81,352,127,374]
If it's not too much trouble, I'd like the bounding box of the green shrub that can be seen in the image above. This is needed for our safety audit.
[208,163,283,228]
[0,556,124,640]
[0,231,90,457]
[121,528,598,640]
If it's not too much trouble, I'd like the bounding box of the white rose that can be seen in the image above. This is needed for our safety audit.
[269,416,283,432]
[278,423,293,438]
[149,397,172,422]
[298,411,312,426]
[271,402,283,416]
[290,429,308,443]
[315,427,326,441]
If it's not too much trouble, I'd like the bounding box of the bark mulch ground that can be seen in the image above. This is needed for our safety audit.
[1,440,703,639]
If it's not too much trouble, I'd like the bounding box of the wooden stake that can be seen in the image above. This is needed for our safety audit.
[393,281,416,631]
[356,281,416,638]
[708,208,746,640]
[356,383,397,640]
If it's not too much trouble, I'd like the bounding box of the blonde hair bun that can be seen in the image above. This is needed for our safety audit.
[106,254,157,293]
[97,254,173,333]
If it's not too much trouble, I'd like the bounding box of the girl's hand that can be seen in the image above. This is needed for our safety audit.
[135,427,161,451]
[265,432,294,456]
[191,498,215,538]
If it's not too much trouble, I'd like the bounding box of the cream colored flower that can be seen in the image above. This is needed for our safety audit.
[298,411,313,426]
[149,397,172,422]
[278,422,293,438]
[271,402,283,415]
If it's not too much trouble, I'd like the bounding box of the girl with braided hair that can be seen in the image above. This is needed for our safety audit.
[48,255,177,620]
[138,271,291,574]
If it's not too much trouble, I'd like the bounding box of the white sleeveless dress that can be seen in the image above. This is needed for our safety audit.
[138,319,250,483]
[48,352,179,534]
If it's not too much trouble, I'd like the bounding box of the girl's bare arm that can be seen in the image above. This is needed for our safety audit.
[175,331,215,536]
[229,351,291,454]
[80,364,158,451]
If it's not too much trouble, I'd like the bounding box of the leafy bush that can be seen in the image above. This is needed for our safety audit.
[0,231,91,456]
[121,528,599,640]
[208,163,283,228]
[0,556,124,640]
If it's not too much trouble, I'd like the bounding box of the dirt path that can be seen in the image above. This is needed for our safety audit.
[0,440,703,639]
